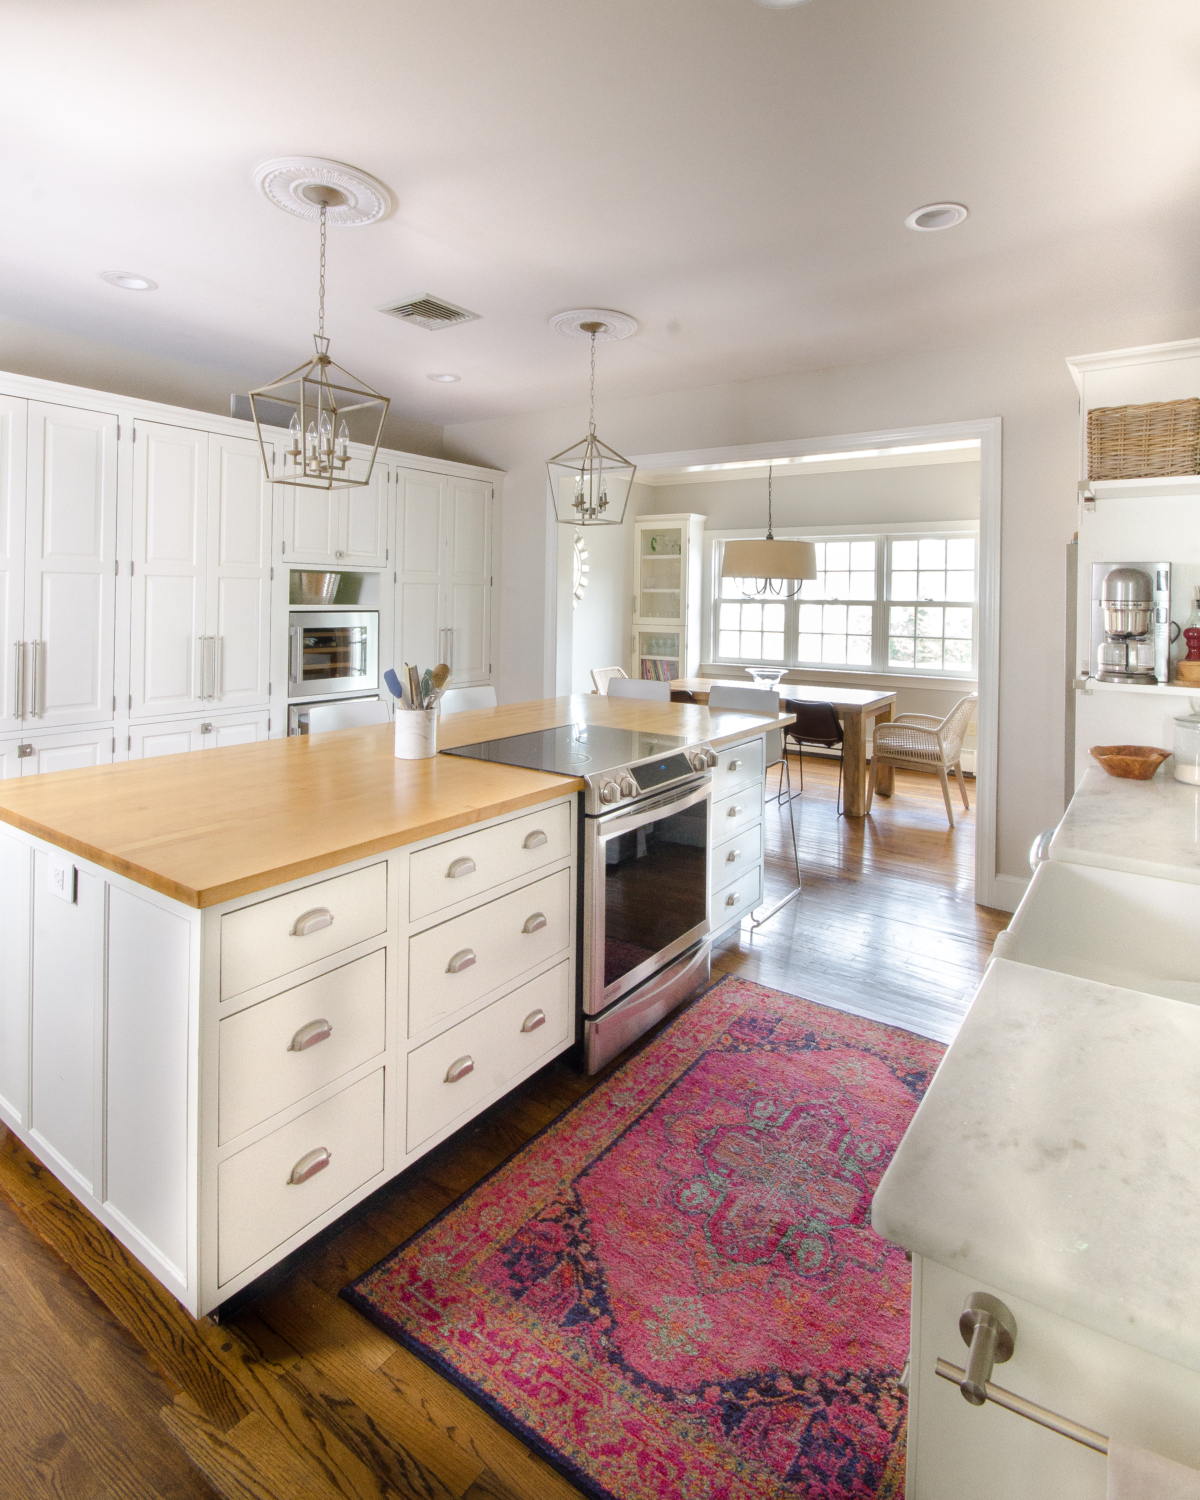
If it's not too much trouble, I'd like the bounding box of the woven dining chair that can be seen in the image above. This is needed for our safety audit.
[591,666,628,695]
[865,692,978,828]
[783,702,845,815]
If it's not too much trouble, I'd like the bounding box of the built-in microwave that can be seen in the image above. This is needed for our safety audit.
[288,610,379,700]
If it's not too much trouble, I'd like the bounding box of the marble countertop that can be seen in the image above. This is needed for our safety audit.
[872,957,1200,1372]
[1050,766,1200,884]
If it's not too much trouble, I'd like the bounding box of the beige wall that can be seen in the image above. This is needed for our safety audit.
[444,306,1200,885]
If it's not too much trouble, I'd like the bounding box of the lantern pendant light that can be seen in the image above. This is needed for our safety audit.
[546,321,637,527]
[720,465,817,599]
[249,190,389,491]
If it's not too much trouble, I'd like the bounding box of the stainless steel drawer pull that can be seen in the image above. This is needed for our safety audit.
[728,759,742,770]
[726,892,740,907]
[447,856,476,879]
[523,829,548,849]
[288,1146,331,1185]
[292,907,334,937]
[289,1018,333,1052]
[447,947,477,974]
[522,912,547,934]
[727,804,743,817]
[726,849,742,863]
[445,1055,475,1083]
[521,1008,547,1033]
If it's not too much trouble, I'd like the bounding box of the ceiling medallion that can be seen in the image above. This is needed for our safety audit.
[551,307,639,342]
[254,156,394,226]
[547,312,637,528]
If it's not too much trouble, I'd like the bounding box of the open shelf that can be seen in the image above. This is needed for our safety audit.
[1075,676,1200,697]
[1082,475,1200,502]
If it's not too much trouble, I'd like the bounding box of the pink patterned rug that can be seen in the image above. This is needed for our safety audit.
[344,977,943,1500]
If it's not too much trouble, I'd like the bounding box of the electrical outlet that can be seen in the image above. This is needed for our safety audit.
[47,854,76,904]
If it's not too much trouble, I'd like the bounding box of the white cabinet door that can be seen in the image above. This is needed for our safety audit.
[130,422,208,718]
[18,727,115,776]
[208,434,271,710]
[129,710,270,759]
[444,479,490,686]
[342,458,388,567]
[24,403,118,729]
[0,826,31,1127]
[281,484,339,564]
[0,397,26,736]
[396,469,445,674]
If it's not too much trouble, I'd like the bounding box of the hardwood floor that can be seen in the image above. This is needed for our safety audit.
[0,750,1008,1499]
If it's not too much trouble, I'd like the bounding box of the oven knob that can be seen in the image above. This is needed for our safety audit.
[688,751,705,771]
[619,775,636,798]
[599,780,622,804]
[704,747,718,768]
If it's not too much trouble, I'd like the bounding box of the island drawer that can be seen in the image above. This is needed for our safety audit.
[713,789,761,841]
[218,948,386,1144]
[217,1068,384,1286]
[407,961,571,1152]
[221,862,387,1001]
[408,867,571,1037]
[409,801,573,922]
[711,864,762,928]
[711,821,763,895]
[713,739,765,797]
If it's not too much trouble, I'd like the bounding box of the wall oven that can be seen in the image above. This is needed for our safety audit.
[288,611,379,700]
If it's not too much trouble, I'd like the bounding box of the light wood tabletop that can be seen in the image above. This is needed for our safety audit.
[0,694,788,908]
[669,677,897,815]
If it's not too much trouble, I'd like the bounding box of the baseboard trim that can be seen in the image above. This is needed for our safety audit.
[984,872,1029,914]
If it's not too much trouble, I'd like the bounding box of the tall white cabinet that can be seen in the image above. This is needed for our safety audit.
[631,512,705,681]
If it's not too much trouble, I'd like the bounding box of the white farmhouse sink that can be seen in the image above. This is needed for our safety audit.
[993,859,1200,1004]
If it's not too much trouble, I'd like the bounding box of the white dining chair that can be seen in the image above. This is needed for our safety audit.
[306,699,391,733]
[590,666,628,695]
[606,678,671,702]
[866,692,978,828]
[439,685,498,714]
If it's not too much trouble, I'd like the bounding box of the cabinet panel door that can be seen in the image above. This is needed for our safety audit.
[0,397,26,733]
[19,727,115,776]
[129,720,201,759]
[342,459,388,566]
[131,422,207,718]
[24,403,118,728]
[282,485,338,564]
[445,480,490,685]
[398,582,441,678]
[396,469,445,671]
[209,434,271,709]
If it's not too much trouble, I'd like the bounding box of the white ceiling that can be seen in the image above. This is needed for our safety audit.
[3,0,1198,427]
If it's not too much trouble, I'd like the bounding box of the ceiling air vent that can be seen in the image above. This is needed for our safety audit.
[378,295,480,331]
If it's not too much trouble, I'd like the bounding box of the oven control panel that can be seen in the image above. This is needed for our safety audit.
[584,743,716,814]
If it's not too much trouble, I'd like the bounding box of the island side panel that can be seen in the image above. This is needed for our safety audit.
[0,828,31,1128]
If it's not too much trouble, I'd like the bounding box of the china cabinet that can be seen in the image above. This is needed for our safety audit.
[631,512,704,681]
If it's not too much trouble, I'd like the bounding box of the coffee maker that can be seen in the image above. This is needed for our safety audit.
[1090,562,1172,685]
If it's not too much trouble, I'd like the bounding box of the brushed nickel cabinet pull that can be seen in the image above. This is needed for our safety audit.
[447,948,476,974]
[447,856,476,878]
[523,829,548,849]
[289,1018,333,1052]
[445,1055,474,1083]
[12,641,22,720]
[727,804,743,817]
[725,892,740,906]
[521,1008,546,1033]
[522,912,547,934]
[728,759,742,770]
[292,907,334,937]
[288,1146,331,1185]
[726,849,742,863]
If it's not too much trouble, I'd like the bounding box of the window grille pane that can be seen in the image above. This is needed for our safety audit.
[719,631,739,657]
[847,604,873,634]
[824,603,847,633]
[889,636,915,664]
[944,638,972,667]
[889,606,915,636]
[798,632,822,660]
[799,602,822,631]
[847,635,872,664]
[916,637,944,667]
[825,541,850,571]
[824,571,850,598]
[850,540,875,569]
[947,537,975,569]
[719,602,740,629]
[892,539,918,570]
[916,607,943,637]
[822,636,847,664]
[891,570,917,599]
[918,538,946,568]
[742,602,763,630]
[944,607,973,639]
[917,571,946,601]
[764,602,786,631]
[763,632,785,659]
[946,570,974,600]
[849,570,875,598]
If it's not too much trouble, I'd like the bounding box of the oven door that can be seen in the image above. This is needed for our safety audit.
[288,611,379,698]
[583,776,711,1017]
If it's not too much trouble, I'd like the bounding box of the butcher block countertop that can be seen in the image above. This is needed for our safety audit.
[0,695,787,909]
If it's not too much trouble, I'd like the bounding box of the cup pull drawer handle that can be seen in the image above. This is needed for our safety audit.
[445,1055,475,1083]
[522,912,547,934]
[288,1147,331,1185]
[447,948,476,974]
[289,1018,333,1052]
[447,856,476,879]
[292,907,334,937]
[523,829,548,849]
[728,759,742,770]
[727,805,743,817]
[726,892,740,907]
[726,849,742,863]
[522,1008,547,1033]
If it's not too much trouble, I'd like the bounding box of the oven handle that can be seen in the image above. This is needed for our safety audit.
[289,624,302,686]
[594,773,712,835]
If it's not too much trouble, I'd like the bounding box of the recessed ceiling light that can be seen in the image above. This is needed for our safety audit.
[427,373,461,383]
[101,271,157,291]
[905,203,968,232]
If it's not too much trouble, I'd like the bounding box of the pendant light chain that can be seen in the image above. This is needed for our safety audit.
[588,330,597,435]
[317,204,327,340]
[766,464,774,540]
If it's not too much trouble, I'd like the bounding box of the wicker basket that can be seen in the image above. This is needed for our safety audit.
[1087,399,1200,481]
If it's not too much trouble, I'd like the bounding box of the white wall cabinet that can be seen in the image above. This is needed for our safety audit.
[128,711,270,759]
[396,469,491,685]
[131,423,271,719]
[631,512,705,682]
[281,456,389,569]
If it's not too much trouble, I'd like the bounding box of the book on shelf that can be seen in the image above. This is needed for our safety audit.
[640,657,679,682]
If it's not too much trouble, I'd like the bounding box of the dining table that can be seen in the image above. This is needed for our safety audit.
[669,678,898,817]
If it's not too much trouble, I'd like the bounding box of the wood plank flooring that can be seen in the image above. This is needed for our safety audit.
[0,751,1008,1499]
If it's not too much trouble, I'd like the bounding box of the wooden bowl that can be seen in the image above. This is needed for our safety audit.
[1089,744,1171,780]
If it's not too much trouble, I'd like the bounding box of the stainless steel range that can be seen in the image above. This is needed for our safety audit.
[443,722,717,1072]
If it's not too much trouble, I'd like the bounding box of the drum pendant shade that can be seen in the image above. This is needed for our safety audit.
[721,537,817,581]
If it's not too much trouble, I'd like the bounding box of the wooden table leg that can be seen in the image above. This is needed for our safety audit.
[841,708,868,816]
[873,705,895,798]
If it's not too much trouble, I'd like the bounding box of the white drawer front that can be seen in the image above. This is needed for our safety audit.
[408,868,571,1037]
[711,821,764,895]
[409,801,573,922]
[713,789,761,841]
[711,864,762,929]
[218,948,386,1144]
[221,862,387,1001]
[407,961,571,1152]
[714,738,765,796]
[217,1069,384,1286]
